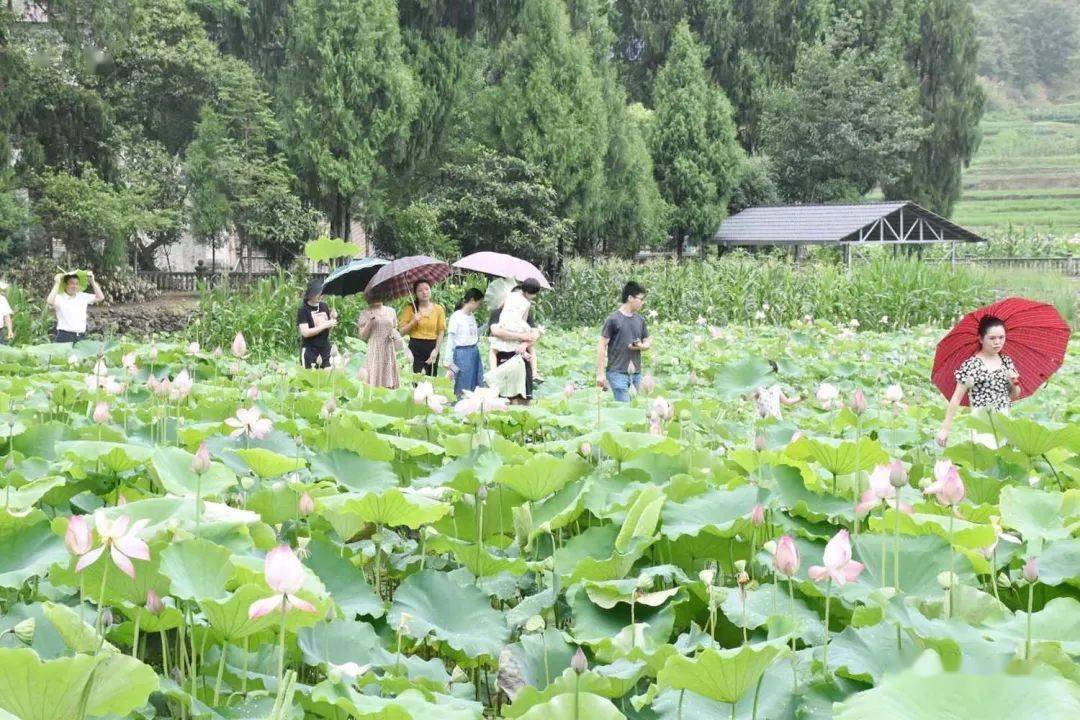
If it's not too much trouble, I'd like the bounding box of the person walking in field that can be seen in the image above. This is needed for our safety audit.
[47,272,104,343]
[596,281,650,402]
[444,288,485,398]
[296,280,337,369]
[358,299,402,389]
[0,281,13,344]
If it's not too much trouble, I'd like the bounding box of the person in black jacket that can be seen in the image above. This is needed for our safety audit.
[297,280,337,368]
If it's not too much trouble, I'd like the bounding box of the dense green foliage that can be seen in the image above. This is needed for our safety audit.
[1,0,996,270]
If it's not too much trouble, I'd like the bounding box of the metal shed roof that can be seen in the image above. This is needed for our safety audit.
[713,201,985,246]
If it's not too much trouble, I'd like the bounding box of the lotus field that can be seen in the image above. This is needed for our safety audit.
[1,320,1079,720]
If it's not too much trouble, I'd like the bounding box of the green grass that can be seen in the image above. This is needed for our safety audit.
[953,103,1080,237]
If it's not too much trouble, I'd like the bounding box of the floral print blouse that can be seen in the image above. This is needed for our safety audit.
[955,354,1017,411]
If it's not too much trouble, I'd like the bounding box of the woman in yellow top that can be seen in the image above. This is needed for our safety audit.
[399,280,446,376]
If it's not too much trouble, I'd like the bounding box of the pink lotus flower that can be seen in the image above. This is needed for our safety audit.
[148,343,158,361]
[248,546,317,618]
[851,389,867,416]
[649,416,663,436]
[169,369,193,401]
[226,407,273,440]
[1023,556,1039,583]
[145,589,164,615]
[320,398,337,420]
[92,401,111,424]
[651,397,673,421]
[640,374,656,394]
[754,433,766,452]
[808,529,864,586]
[231,332,248,358]
[816,383,839,409]
[888,459,908,489]
[246,385,260,402]
[75,511,151,579]
[65,515,93,555]
[562,382,575,399]
[413,381,434,405]
[774,536,800,576]
[191,442,211,474]
[750,503,765,527]
[229,361,240,375]
[925,460,965,506]
[856,464,913,516]
[426,394,446,414]
[884,384,904,404]
[213,346,223,359]
[298,492,315,517]
[122,352,137,372]
[454,387,509,416]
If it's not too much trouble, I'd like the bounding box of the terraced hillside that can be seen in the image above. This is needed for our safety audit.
[952,103,1080,238]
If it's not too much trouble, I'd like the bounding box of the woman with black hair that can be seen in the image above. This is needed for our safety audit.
[937,315,1021,447]
[444,288,485,397]
[297,280,337,368]
[399,280,446,376]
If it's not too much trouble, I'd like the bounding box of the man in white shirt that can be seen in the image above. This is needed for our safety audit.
[46,272,104,343]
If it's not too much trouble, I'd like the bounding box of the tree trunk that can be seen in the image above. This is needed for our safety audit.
[675,230,685,260]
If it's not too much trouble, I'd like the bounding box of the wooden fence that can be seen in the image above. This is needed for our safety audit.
[923,256,1079,275]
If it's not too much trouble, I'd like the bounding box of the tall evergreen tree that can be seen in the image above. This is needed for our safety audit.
[886,0,984,216]
[479,0,608,264]
[277,0,419,239]
[650,21,742,257]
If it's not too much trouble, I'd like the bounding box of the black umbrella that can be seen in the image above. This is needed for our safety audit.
[321,257,388,297]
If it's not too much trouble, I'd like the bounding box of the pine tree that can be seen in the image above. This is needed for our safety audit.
[650,21,742,257]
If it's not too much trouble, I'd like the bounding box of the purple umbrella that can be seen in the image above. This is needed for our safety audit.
[363,255,452,302]
[452,251,552,289]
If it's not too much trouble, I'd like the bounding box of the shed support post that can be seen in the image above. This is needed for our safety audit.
[950,240,956,269]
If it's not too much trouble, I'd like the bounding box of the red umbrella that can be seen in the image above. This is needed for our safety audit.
[453,251,552,289]
[363,256,452,302]
[931,297,1070,405]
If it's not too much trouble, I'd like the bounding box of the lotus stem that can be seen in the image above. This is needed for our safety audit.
[1025,579,1035,660]
[241,636,248,694]
[853,417,861,536]
[1041,454,1064,491]
[990,550,1001,604]
[788,578,798,690]
[822,579,832,679]
[93,560,111,654]
[751,671,765,720]
[947,512,956,618]
[677,689,685,720]
[160,629,170,678]
[893,504,902,591]
[276,599,287,688]
[131,611,141,659]
[213,641,227,706]
[195,473,202,536]
[880,506,887,588]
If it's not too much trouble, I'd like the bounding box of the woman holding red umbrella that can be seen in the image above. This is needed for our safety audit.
[932,297,1070,447]
[936,316,1021,446]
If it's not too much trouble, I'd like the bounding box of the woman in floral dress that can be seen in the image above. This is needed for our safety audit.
[358,301,401,389]
[937,315,1021,446]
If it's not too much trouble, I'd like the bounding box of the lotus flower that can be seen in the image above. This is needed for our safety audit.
[580,441,592,456]
[816,383,839,409]
[571,647,588,673]
[145,589,164,615]
[750,503,765,527]
[248,546,317,618]
[880,315,889,325]
[754,433,766,451]
[808,529,864,586]
[651,397,673,421]
[213,346,223,359]
[187,341,200,355]
[230,332,247,358]
[298,492,315,517]
[357,367,370,384]
[67,354,79,367]
[191,442,211,474]
[92,401,111,424]
[169,369,193,401]
[320,398,337,420]
[65,515,93,556]
[640,374,656,394]
[226,407,273,440]
[925,460,965,506]
[888,459,908,489]
[246,385,260,402]
[562,382,575,399]
[699,567,716,586]
[774,535,800,576]
[1023,556,1039,583]
[75,511,151,579]
[649,416,663,436]
[851,388,867,416]
[849,318,860,328]
[754,310,766,321]
[426,394,446,414]
[884,384,904,404]
[709,326,723,341]
[413,382,434,405]
[148,343,158,361]
[454,387,509,416]
[856,464,913,516]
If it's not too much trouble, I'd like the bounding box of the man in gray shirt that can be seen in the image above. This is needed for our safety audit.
[596,281,651,402]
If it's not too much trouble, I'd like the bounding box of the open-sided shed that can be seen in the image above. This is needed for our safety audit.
[712,201,985,266]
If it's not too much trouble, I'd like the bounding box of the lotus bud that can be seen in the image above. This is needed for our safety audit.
[763,540,777,555]
[884,384,904,403]
[246,385,260,401]
[640,374,656,394]
[571,647,588,674]
[92,401,110,424]
[231,332,247,358]
[4,454,14,472]
[357,367,369,383]
[937,570,957,590]
[299,491,315,517]
[562,382,575,399]
[754,434,766,452]
[476,484,488,502]
[240,475,255,491]
[450,665,469,684]
[191,442,211,474]
[187,341,200,355]
[1023,556,1039,584]
[774,536,800,577]
[997,572,1011,588]
[229,362,240,375]
[888,459,908,489]
[851,388,867,416]
[11,617,35,644]
[67,354,79,367]
[100,607,114,628]
[750,503,765,527]
[525,615,546,633]
[146,590,165,615]
[579,441,592,457]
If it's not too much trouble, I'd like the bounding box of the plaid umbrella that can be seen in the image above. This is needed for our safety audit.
[931,297,1070,405]
[363,256,452,302]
